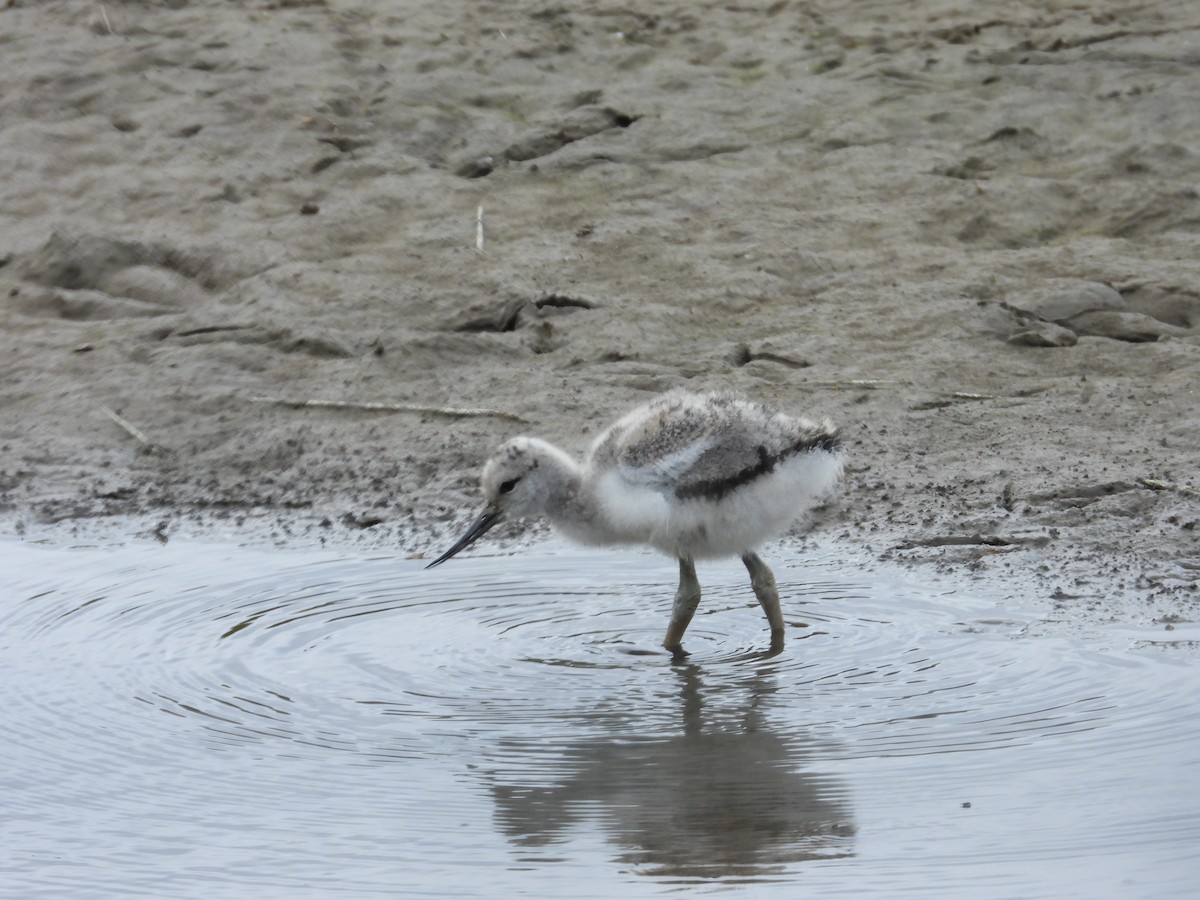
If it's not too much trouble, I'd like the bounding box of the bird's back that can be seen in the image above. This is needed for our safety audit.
[591,390,837,493]
[585,391,842,557]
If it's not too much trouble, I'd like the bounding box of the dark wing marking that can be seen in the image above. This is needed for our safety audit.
[604,390,840,501]
[674,428,839,501]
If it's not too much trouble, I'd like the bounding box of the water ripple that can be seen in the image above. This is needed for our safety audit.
[2,540,1197,896]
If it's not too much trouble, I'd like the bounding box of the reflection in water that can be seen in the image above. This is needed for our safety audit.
[491,663,855,879]
[5,542,1198,896]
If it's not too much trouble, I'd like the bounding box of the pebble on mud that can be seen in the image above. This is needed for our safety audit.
[1026,281,1126,322]
[1007,321,1078,347]
[1065,310,1188,342]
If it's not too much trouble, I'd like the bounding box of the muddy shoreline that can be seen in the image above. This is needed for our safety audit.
[2,1,1198,634]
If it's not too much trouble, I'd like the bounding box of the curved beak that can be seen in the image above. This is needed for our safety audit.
[425,507,503,568]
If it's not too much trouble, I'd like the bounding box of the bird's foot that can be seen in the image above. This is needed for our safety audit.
[664,642,690,661]
[765,629,786,657]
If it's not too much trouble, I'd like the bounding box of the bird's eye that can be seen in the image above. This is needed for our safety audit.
[499,478,519,494]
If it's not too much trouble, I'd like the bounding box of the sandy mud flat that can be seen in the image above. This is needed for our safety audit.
[2,1,1198,636]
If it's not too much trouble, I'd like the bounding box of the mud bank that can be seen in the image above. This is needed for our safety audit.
[2,1,1198,633]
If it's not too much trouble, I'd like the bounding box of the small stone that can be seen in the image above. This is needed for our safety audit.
[1007,321,1078,347]
[454,155,495,178]
[1066,310,1187,342]
[1021,280,1126,322]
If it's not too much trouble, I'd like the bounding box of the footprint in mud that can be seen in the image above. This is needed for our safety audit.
[12,231,263,321]
[1001,278,1200,346]
[10,232,357,360]
[453,104,638,178]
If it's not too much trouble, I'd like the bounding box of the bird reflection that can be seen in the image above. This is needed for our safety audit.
[490,663,855,879]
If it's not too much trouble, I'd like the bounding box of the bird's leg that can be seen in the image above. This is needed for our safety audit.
[663,555,701,655]
[742,552,785,652]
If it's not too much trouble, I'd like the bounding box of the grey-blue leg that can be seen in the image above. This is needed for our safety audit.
[663,555,701,654]
[742,552,785,651]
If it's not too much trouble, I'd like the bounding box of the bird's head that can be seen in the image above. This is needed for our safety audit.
[426,437,561,568]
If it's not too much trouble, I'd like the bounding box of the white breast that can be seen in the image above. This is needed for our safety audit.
[585,449,843,559]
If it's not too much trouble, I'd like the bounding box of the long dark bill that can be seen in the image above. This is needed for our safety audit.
[425,508,502,568]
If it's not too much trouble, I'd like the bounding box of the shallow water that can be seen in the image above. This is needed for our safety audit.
[2,540,1197,898]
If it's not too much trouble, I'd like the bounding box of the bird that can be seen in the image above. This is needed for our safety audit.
[426,389,844,656]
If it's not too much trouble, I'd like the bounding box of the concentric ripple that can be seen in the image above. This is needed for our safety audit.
[1,539,1197,897]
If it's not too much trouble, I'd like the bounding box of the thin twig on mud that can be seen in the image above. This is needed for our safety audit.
[100,405,160,452]
[805,379,906,389]
[805,379,1052,401]
[249,395,526,422]
[476,205,485,252]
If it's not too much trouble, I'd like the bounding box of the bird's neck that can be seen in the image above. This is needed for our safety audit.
[525,442,611,543]
[523,439,584,514]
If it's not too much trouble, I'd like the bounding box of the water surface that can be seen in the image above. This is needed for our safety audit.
[2,540,1197,897]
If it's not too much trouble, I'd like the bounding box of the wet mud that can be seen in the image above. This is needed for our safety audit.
[2,1,1199,635]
